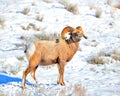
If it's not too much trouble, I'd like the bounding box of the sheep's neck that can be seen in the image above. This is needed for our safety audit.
[66,37,80,51]
[68,42,79,52]
[65,42,79,62]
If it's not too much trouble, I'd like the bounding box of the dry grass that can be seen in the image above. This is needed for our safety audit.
[89,2,96,10]
[115,4,120,9]
[74,84,86,96]
[17,56,25,61]
[112,54,120,61]
[59,0,79,15]
[89,2,102,18]
[107,0,112,5]
[88,48,120,64]
[0,93,5,96]
[0,17,5,28]
[43,0,53,3]
[107,0,120,9]
[23,8,30,15]
[111,49,120,61]
[95,7,102,18]
[58,84,86,96]
[67,4,79,15]
[21,23,41,31]
[93,56,114,64]
[33,33,60,41]
[31,2,36,6]
[36,15,44,22]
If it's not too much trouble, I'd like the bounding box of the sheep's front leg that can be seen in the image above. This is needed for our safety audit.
[57,63,65,86]
[57,64,60,84]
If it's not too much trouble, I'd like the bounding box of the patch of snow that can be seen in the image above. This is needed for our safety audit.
[0,0,120,96]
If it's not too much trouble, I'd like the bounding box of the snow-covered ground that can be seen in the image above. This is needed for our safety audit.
[0,0,120,96]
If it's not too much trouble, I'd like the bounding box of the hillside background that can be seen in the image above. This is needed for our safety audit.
[0,0,120,96]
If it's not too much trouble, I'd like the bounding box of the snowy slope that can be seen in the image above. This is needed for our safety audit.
[0,0,120,96]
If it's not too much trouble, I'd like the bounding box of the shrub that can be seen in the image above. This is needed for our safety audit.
[112,54,120,61]
[67,4,79,15]
[87,48,120,64]
[89,2,102,18]
[36,15,44,22]
[31,2,36,6]
[34,33,60,40]
[93,56,114,64]
[95,7,102,18]
[115,5,120,9]
[21,23,41,31]
[0,17,5,28]
[43,0,52,3]
[89,2,96,10]
[0,93,5,96]
[23,8,30,15]
[58,84,86,96]
[107,0,112,5]
[59,0,79,15]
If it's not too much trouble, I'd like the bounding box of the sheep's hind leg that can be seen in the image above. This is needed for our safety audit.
[22,66,32,89]
[30,66,38,86]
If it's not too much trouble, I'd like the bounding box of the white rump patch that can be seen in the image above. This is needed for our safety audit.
[65,32,71,40]
[25,43,36,60]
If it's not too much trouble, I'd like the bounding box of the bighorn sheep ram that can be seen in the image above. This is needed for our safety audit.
[22,26,87,89]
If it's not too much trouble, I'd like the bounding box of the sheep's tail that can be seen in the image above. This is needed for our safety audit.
[24,43,31,53]
[23,37,33,53]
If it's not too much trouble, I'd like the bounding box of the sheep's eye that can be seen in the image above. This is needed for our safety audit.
[73,33,78,37]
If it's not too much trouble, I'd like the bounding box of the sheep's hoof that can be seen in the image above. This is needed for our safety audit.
[57,81,60,84]
[57,80,65,86]
[21,86,26,92]
[61,82,65,86]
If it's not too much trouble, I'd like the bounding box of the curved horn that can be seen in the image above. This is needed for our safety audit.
[61,26,74,40]
[76,26,88,39]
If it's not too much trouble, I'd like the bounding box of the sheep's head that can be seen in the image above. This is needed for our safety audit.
[61,26,87,43]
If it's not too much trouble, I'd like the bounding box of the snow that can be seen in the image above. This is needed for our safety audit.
[0,0,120,96]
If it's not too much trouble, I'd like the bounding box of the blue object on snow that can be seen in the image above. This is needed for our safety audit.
[0,74,22,84]
[0,74,33,86]
[0,74,57,87]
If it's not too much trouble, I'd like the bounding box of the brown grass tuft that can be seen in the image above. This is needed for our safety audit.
[58,84,86,96]
[74,84,86,96]
[0,93,5,96]
[21,23,41,31]
[95,7,102,18]
[43,0,52,3]
[36,15,44,22]
[107,0,112,5]
[92,56,113,64]
[59,89,66,96]
[0,17,5,28]
[115,5,120,9]
[34,33,60,40]
[59,0,79,14]
[23,8,30,15]
[67,4,79,14]
[31,2,36,6]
